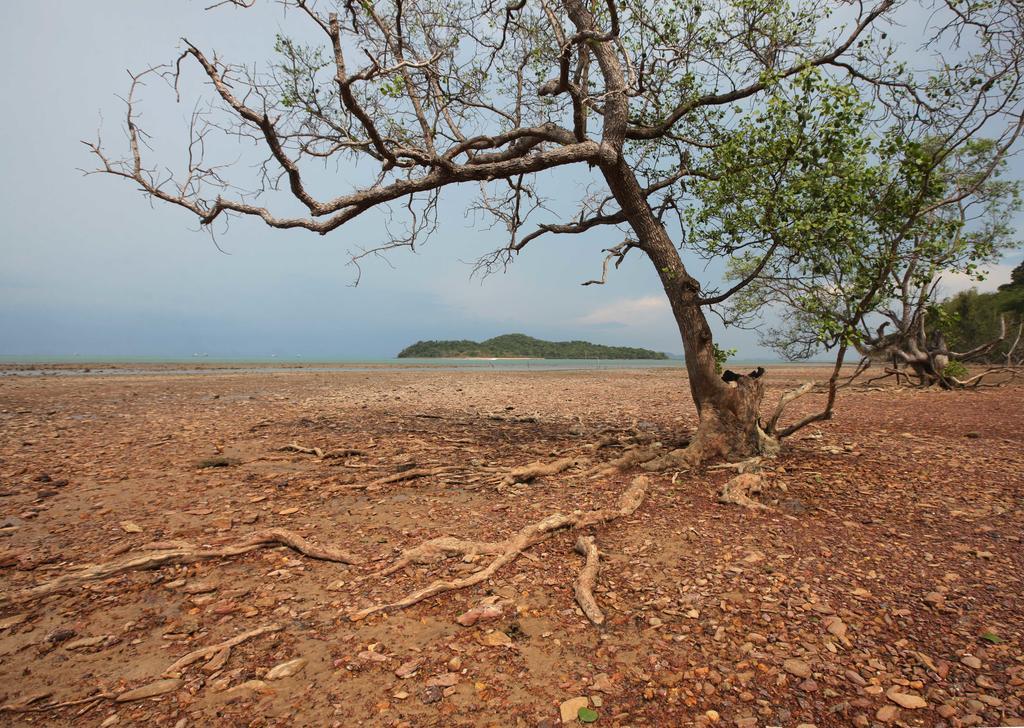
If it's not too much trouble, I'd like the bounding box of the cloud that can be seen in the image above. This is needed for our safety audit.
[577,295,673,327]
[937,263,1016,297]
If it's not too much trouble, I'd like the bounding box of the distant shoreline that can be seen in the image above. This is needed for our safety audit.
[0,357,842,376]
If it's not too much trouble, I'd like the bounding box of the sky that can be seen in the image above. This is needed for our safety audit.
[0,2,1021,361]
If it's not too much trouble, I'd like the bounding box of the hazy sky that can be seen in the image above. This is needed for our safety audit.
[1,2,1021,360]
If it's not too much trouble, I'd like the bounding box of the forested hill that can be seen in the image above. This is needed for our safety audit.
[940,262,1024,362]
[397,334,669,359]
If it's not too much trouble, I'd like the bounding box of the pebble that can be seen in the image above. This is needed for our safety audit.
[394,659,421,679]
[64,635,109,650]
[844,669,866,686]
[425,673,459,688]
[876,705,899,723]
[783,659,812,678]
[559,697,589,724]
[457,603,503,627]
[886,687,927,709]
[591,673,612,692]
[225,679,273,698]
[266,658,306,680]
[961,655,982,669]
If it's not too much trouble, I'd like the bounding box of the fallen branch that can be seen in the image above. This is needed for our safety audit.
[573,536,604,625]
[350,476,649,621]
[1,529,361,605]
[163,624,282,676]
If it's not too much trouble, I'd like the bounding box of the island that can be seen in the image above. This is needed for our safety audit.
[397,333,669,359]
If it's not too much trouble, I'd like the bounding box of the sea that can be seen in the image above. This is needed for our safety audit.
[0,356,833,377]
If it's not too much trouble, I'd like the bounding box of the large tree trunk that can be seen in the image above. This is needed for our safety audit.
[565,0,773,464]
[602,161,772,464]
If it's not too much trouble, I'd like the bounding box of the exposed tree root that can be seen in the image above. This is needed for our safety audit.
[280,443,324,457]
[1,529,361,605]
[640,446,700,472]
[163,623,282,676]
[0,691,117,714]
[333,466,457,491]
[573,535,604,625]
[280,443,368,458]
[380,537,506,576]
[718,472,771,510]
[708,457,763,474]
[587,446,663,477]
[500,457,581,488]
[0,626,284,714]
[349,476,649,622]
[326,448,369,458]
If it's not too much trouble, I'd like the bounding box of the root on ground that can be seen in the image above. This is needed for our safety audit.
[573,535,604,625]
[500,456,582,488]
[349,476,649,622]
[718,472,770,510]
[2,529,361,605]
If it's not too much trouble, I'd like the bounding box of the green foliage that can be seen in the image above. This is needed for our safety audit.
[940,269,1024,362]
[712,343,736,374]
[396,333,668,359]
[942,359,968,380]
[693,67,1022,360]
[577,706,599,723]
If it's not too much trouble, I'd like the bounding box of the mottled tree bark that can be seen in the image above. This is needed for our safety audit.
[566,0,770,463]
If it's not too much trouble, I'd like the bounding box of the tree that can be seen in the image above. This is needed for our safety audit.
[942,268,1024,368]
[722,130,1022,392]
[88,0,1024,463]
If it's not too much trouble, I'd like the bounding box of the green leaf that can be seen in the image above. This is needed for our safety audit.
[980,631,1004,644]
[578,706,599,723]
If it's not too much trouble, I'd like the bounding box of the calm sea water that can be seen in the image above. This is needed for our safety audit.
[0,356,831,377]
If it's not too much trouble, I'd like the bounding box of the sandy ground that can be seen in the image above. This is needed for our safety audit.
[0,366,1021,728]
